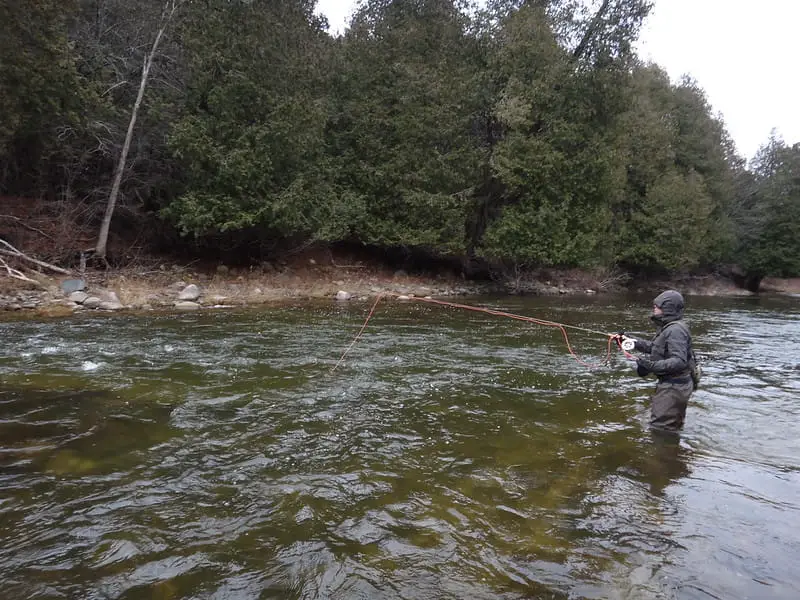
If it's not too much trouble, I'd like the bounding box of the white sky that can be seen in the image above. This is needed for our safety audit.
[316,0,800,161]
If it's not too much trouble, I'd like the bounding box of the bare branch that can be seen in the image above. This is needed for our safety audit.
[102,80,129,96]
[0,238,73,275]
[56,126,78,141]
[0,256,40,284]
[0,215,54,240]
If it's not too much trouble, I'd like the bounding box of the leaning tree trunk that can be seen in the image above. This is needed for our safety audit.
[94,0,182,261]
[571,0,612,61]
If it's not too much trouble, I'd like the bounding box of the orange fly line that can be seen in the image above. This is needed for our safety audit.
[331,293,633,372]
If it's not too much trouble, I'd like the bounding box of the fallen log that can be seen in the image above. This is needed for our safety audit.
[0,256,40,284]
[0,238,72,275]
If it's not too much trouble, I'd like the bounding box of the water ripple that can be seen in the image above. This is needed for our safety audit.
[1,296,799,598]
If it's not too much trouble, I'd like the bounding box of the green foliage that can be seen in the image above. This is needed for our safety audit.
[475,4,631,267]
[2,0,783,280]
[669,78,736,262]
[326,0,487,254]
[480,197,611,267]
[616,170,714,271]
[0,0,90,192]
[734,137,800,277]
[609,65,736,273]
[163,0,342,240]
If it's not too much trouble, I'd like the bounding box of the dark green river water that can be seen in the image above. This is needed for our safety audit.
[1,294,798,599]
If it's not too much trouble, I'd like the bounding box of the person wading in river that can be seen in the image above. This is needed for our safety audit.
[615,290,698,432]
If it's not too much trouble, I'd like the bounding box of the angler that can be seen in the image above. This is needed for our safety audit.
[615,290,699,432]
[332,291,700,435]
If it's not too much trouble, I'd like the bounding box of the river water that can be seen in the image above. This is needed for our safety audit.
[1,294,798,599]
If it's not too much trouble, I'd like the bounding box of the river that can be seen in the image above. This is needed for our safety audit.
[1,294,798,599]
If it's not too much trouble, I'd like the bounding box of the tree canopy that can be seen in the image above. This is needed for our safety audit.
[1,0,795,283]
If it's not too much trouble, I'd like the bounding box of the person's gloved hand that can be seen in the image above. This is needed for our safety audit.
[612,332,635,351]
[636,357,654,377]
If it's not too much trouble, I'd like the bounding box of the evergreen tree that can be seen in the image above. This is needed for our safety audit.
[733,135,800,288]
[327,0,487,254]
[163,0,339,242]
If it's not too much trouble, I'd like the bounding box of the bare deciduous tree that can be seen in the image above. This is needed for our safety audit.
[94,0,184,261]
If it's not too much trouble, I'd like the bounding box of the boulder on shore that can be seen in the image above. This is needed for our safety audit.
[60,279,87,295]
[178,284,201,301]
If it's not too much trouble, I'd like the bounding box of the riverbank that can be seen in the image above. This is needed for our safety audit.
[1,250,798,316]
[0,252,494,315]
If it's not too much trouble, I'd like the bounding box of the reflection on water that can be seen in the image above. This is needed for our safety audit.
[0,295,798,599]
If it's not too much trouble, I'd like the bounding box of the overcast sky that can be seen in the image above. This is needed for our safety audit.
[316,0,799,161]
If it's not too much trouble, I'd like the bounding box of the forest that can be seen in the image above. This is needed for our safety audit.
[1,0,798,291]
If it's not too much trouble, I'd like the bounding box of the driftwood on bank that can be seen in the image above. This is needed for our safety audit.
[0,256,40,284]
[0,238,73,276]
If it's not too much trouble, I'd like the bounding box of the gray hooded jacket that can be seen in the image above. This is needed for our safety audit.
[633,290,692,378]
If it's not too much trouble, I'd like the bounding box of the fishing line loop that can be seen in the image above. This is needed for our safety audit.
[331,293,634,372]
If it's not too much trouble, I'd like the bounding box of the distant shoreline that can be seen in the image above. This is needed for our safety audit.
[2,258,797,318]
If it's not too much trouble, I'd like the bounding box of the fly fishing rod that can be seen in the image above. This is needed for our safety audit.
[331,293,634,372]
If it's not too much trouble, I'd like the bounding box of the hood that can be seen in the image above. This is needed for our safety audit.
[651,290,684,325]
